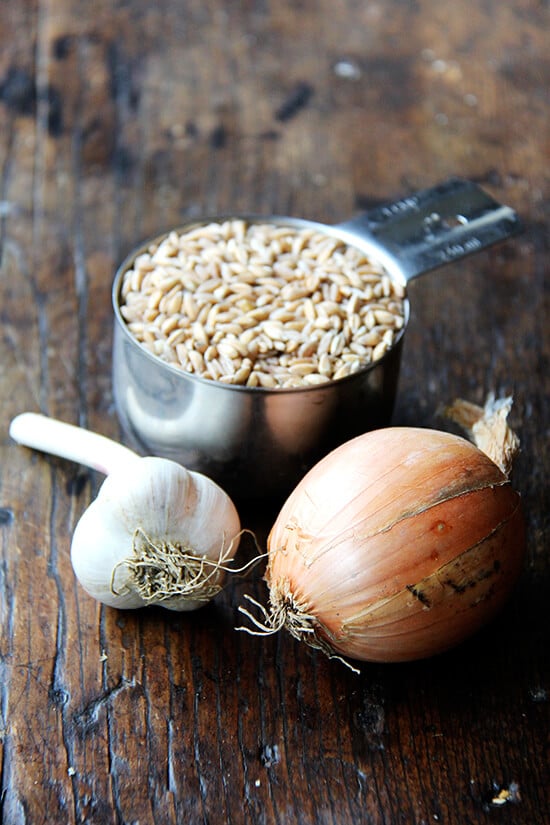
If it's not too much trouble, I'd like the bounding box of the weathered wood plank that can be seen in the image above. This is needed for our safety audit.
[0,0,548,823]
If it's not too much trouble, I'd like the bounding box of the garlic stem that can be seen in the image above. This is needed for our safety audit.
[9,412,139,476]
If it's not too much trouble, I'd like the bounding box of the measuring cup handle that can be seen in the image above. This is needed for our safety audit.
[337,178,522,281]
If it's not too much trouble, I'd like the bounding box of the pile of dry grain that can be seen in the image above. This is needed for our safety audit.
[118,220,406,389]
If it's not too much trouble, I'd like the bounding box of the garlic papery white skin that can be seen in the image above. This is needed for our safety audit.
[9,413,242,611]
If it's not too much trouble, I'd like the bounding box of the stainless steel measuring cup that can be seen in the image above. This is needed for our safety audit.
[112,178,521,501]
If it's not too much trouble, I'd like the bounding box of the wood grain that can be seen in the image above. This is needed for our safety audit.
[1,0,548,823]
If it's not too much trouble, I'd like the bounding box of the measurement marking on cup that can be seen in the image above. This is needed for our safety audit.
[381,197,419,218]
[441,237,483,261]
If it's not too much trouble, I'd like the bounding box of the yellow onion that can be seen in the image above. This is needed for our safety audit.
[247,397,525,664]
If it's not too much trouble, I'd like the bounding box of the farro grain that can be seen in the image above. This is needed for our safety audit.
[142,329,157,346]
[233,362,253,384]
[188,349,205,373]
[256,372,277,388]
[217,341,241,360]
[182,293,199,321]
[329,332,346,357]
[374,309,398,325]
[318,353,332,376]
[303,373,331,385]
[191,322,209,348]
[204,344,218,361]
[160,316,180,336]
[167,328,187,347]
[148,290,164,311]
[206,359,223,381]
[299,340,321,358]
[289,362,318,376]
[164,291,183,316]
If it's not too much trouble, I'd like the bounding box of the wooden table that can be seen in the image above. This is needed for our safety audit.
[1,1,548,823]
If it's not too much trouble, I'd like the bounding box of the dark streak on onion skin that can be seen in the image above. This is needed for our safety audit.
[405,585,432,607]
[330,498,525,662]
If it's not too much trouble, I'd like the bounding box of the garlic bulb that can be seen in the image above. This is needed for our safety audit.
[9,413,241,610]
[241,397,525,664]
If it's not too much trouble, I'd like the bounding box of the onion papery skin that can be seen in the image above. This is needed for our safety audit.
[266,427,525,663]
